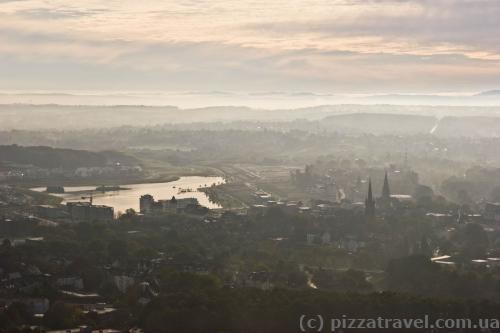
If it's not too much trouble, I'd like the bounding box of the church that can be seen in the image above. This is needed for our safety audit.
[365,171,411,221]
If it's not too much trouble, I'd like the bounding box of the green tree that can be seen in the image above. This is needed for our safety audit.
[44,302,82,329]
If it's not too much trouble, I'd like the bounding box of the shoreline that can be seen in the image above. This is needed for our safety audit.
[10,175,182,189]
[27,175,225,197]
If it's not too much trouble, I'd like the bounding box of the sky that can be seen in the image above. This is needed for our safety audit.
[1,0,500,106]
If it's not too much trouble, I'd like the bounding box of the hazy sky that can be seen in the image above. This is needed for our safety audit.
[1,0,499,96]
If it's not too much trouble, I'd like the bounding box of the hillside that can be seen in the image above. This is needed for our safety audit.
[433,116,500,137]
[1,104,500,131]
[0,145,138,169]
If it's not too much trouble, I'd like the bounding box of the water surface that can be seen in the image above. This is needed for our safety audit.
[32,176,224,213]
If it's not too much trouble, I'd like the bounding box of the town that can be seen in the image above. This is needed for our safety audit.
[3,127,500,331]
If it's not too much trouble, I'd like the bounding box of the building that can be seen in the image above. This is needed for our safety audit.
[56,276,84,290]
[321,232,331,244]
[66,202,114,221]
[0,298,49,315]
[377,171,393,210]
[35,205,67,219]
[113,275,135,293]
[139,194,155,214]
[245,271,274,290]
[333,237,366,253]
[248,204,268,216]
[46,186,65,193]
[161,196,199,212]
[139,194,199,214]
[484,202,500,223]
[381,171,391,200]
[364,178,375,221]
[306,233,317,245]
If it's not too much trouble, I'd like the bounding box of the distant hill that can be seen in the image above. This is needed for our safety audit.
[320,113,436,134]
[433,116,500,137]
[0,104,319,130]
[0,145,138,169]
[476,90,500,96]
[1,104,500,131]
[319,113,500,137]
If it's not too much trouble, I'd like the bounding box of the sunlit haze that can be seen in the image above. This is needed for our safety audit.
[1,0,500,107]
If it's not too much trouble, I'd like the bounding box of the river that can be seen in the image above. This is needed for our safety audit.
[31,176,225,213]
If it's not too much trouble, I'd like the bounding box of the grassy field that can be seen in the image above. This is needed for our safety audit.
[17,187,63,205]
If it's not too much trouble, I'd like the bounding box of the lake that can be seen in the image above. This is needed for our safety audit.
[32,176,225,213]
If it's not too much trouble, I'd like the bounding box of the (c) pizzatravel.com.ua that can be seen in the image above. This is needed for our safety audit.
[299,314,500,331]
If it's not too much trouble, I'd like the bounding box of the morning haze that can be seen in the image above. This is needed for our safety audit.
[2,1,500,333]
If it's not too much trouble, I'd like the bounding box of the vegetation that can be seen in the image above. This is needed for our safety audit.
[0,145,137,170]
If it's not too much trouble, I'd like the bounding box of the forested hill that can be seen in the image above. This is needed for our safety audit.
[1,104,500,131]
[321,113,436,134]
[0,145,137,169]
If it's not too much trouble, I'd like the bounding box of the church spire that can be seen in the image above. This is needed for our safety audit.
[382,171,391,199]
[365,178,375,220]
[367,178,373,202]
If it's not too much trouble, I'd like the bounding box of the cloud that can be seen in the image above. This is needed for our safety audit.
[16,7,107,20]
[0,0,499,94]
[1,28,499,94]
[245,1,500,58]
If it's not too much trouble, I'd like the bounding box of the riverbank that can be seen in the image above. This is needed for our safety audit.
[10,175,181,189]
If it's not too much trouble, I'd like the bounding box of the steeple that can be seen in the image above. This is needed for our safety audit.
[365,178,375,220]
[367,178,373,202]
[382,171,391,199]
